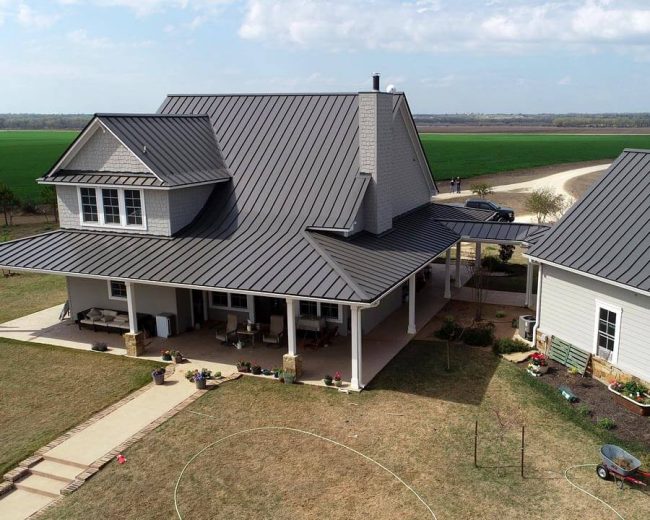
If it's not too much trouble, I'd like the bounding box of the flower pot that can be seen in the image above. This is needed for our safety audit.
[162,354,172,361]
[195,379,207,390]
[284,373,295,384]
[251,367,262,375]
[608,385,650,416]
[324,379,333,386]
[334,379,342,387]
[237,366,250,373]
[533,364,549,374]
[152,372,165,385]
[174,354,183,364]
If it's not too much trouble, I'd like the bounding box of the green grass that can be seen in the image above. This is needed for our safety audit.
[0,131,77,200]
[0,338,160,475]
[420,133,650,180]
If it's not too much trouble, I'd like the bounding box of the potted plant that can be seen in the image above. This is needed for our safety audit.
[262,368,271,376]
[186,368,211,389]
[161,349,172,361]
[92,342,108,352]
[272,368,280,378]
[251,362,262,375]
[151,367,166,385]
[527,353,548,376]
[283,370,296,384]
[333,372,342,387]
[235,340,244,350]
[323,374,333,386]
[237,360,251,373]
[608,380,650,416]
[171,350,183,364]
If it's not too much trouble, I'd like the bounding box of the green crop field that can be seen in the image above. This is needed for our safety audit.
[3,131,650,201]
[420,133,650,180]
[0,131,77,200]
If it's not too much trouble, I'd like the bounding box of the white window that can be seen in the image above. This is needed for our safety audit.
[298,301,342,323]
[77,187,146,230]
[108,280,127,300]
[210,292,249,310]
[593,301,622,364]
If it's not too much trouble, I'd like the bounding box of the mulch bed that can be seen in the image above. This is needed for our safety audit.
[517,358,649,449]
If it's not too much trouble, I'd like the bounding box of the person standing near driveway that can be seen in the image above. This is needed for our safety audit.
[456,177,462,193]
[450,178,455,193]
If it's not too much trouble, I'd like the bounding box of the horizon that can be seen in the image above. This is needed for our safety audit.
[1,1,650,114]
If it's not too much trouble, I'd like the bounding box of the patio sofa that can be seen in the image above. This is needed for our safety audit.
[76,308,155,335]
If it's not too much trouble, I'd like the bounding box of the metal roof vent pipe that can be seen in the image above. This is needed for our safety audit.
[372,73,380,91]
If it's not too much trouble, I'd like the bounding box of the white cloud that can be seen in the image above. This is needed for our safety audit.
[557,76,572,85]
[94,0,233,17]
[238,0,650,54]
[16,3,60,28]
[67,28,113,48]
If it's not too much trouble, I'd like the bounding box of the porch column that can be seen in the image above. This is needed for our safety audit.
[444,248,452,299]
[247,295,256,323]
[350,305,363,391]
[454,242,462,288]
[407,274,416,334]
[126,282,138,334]
[525,259,534,308]
[124,282,145,357]
[202,291,209,321]
[475,242,482,270]
[282,298,302,378]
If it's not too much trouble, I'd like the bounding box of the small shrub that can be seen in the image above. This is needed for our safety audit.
[20,198,40,215]
[435,315,462,340]
[567,366,580,376]
[492,337,531,355]
[576,405,591,417]
[462,322,495,346]
[511,318,518,329]
[91,342,108,352]
[495,310,506,318]
[597,418,616,430]
[481,255,503,272]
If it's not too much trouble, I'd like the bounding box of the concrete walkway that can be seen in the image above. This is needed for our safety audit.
[0,368,197,519]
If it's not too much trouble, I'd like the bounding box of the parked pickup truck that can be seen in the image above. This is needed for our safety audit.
[464,199,515,222]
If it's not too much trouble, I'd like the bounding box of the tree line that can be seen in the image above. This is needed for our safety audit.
[414,113,650,128]
[0,114,91,130]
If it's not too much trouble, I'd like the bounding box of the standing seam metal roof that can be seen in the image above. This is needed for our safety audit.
[528,149,650,292]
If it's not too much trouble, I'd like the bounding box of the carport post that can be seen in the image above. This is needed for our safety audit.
[525,260,534,309]
[444,248,452,298]
[454,242,462,288]
[475,242,482,272]
[350,305,363,391]
[407,274,416,334]
[286,298,297,356]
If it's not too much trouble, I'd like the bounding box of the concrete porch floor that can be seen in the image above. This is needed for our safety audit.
[0,265,464,389]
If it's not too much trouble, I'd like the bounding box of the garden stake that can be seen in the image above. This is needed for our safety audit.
[520,426,525,478]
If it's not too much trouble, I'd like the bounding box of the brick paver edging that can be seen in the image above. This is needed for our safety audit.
[28,372,242,518]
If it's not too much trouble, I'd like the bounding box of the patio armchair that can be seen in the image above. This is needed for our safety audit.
[215,314,239,345]
[262,315,285,346]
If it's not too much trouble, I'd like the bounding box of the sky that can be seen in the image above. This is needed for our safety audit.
[2,0,650,114]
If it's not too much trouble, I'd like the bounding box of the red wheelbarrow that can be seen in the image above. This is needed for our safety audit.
[597,444,650,488]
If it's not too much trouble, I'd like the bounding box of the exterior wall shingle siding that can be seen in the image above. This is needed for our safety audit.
[538,265,650,381]
[66,127,149,173]
[168,185,214,234]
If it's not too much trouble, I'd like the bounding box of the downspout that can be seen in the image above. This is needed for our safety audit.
[531,262,543,349]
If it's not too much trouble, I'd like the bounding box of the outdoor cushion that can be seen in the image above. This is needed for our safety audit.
[87,308,102,320]
[113,315,128,324]
[100,315,115,323]
[102,310,118,318]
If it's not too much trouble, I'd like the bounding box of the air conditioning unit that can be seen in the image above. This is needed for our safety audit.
[156,312,176,338]
[518,315,536,341]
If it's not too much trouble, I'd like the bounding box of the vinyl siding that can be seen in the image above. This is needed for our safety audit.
[65,127,149,173]
[538,265,650,381]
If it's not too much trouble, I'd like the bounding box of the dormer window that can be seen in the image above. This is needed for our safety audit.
[77,187,146,230]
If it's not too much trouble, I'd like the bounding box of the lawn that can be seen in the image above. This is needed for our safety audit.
[0,130,77,200]
[420,133,650,180]
[0,339,160,475]
[40,341,649,520]
[1,222,66,324]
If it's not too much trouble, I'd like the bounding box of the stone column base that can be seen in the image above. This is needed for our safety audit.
[124,331,145,357]
[283,354,302,379]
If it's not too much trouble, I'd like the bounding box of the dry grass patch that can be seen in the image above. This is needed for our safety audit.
[40,341,649,520]
[0,339,160,474]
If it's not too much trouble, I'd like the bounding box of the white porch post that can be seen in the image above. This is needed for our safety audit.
[444,248,452,299]
[475,242,482,270]
[286,298,297,356]
[247,295,256,323]
[525,259,534,308]
[125,281,138,334]
[454,242,462,288]
[407,274,417,334]
[350,305,363,391]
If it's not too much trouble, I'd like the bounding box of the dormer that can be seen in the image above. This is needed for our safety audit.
[39,114,230,236]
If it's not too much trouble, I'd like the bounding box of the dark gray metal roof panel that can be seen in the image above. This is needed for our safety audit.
[42,170,165,187]
[429,203,495,221]
[528,149,650,292]
[438,220,549,244]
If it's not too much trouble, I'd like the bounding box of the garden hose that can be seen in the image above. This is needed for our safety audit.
[174,416,437,520]
[564,464,625,520]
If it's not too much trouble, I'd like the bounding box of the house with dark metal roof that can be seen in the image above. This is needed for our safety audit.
[0,75,544,390]
[527,149,650,383]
